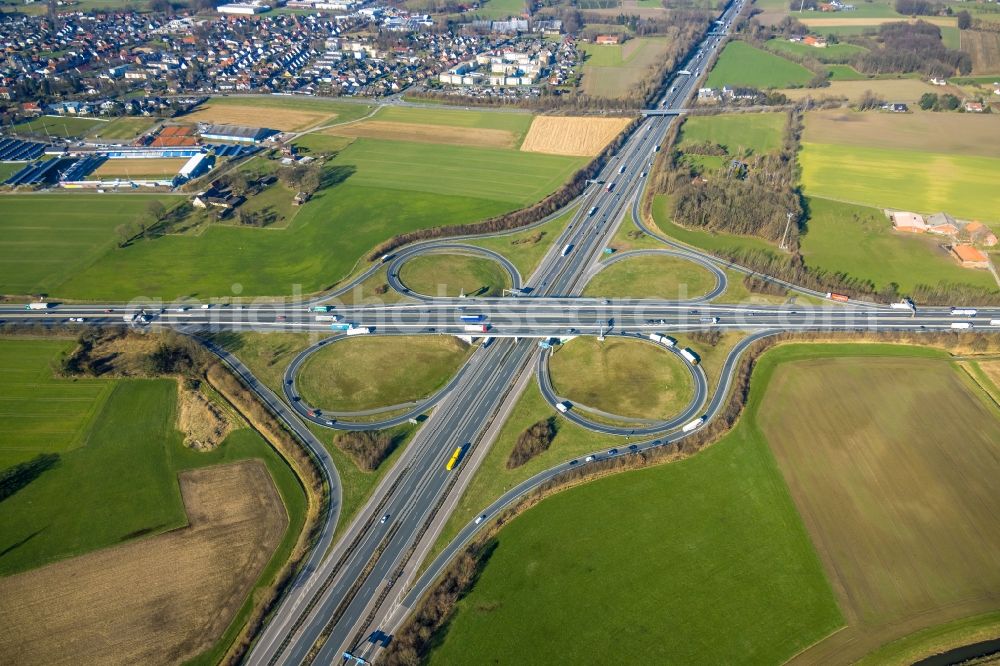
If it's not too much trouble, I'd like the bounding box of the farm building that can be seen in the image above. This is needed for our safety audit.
[927,212,959,236]
[595,35,621,45]
[963,221,998,247]
[890,211,927,233]
[198,124,276,144]
[951,245,990,269]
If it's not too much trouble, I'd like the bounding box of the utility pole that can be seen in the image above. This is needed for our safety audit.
[779,211,794,251]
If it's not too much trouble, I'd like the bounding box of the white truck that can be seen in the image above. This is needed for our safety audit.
[890,301,915,311]
[951,322,973,330]
[556,401,571,413]
[682,417,705,433]
[346,326,371,336]
[680,348,700,365]
[991,320,1000,326]
[649,333,676,347]
[951,308,978,317]
[315,314,340,322]
[25,302,50,310]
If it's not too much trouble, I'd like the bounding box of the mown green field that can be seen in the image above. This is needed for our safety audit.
[466,207,576,279]
[429,367,842,663]
[399,254,512,297]
[765,37,867,63]
[88,116,157,140]
[678,112,785,155]
[13,115,107,138]
[581,37,672,98]
[297,335,473,412]
[582,253,717,300]
[826,63,868,80]
[705,41,814,88]
[0,194,177,297]
[800,141,1000,223]
[0,338,304,585]
[800,197,998,293]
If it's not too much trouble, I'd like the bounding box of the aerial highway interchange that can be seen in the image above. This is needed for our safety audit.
[3,0,999,663]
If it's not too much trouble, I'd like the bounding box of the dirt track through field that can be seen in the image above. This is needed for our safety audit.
[0,460,287,666]
[520,116,631,156]
[326,120,517,149]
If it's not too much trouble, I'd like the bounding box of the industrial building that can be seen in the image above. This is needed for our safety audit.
[198,123,276,144]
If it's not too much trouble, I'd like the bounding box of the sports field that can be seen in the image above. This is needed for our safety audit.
[399,253,512,297]
[800,141,1000,223]
[13,115,107,138]
[549,337,693,420]
[582,253,717,299]
[581,37,673,98]
[799,197,998,293]
[705,41,814,89]
[92,158,187,178]
[0,194,176,297]
[804,109,1000,159]
[87,116,157,140]
[759,346,1000,664]
[297,335,473,412]
[429,387,842,664]
[678,112,785,155]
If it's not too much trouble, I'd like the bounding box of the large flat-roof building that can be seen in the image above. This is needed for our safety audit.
[197,124,276,144]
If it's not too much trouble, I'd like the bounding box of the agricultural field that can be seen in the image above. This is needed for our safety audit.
[678,111,785,155]
[0,194,176,297]
[520,116,632,157]
[582,253,717,300]
[398,253,513,297]
[803,109,1000,159]
[799,15,953,28]
[799,197,998,293]
[704,41,814,89]
[91,157,188,179]
[548,337,694,420]
[12,114,106,138]
[580,37,672,98]
[962,29,1000,74]
[758,346,1000,664]
[0,460,286,666]
[428,381,842,664]
[465,0,523,19]
[1,0,148,13]
[799,141,1000,223]
[181,96,373,132]
[326,120,519,150]
[765,37,867,62]
[777,78,945,103]
[87,116,158,141]
[372,105,534,141]
[0,337,307,664]
[296,335,473,412]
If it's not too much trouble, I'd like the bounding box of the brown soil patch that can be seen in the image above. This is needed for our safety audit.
[183,104,333,132]
[0,460,288,666]
[325,120,516,149]
[520,116,631,156]
[177,384,231,450]
[92,158,188,178]
[962,29,1000,74]
[804,108,1000,159]
[978,360,1000,392]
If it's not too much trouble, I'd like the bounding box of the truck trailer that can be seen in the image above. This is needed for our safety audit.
[25,302,50,310]
[825,292,850,303]
[682,417,705,433]
[951,308,978,317]
[950,322,973,330]
[649,333,676,347]
[463,324,489,333]
[680,348,700,365]
[346,326,371,336]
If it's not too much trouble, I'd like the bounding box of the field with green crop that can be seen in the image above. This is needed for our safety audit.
[549,337,693,419]
[800,141,1000,223]
[87,116,157,140]
[0,338,304,581]
[705,41,814,88]
[297,335,473,412]
[678,112,785,155]
[429,382,842,663]
[765,37,867,62]
[582,253,717,299]
[0,194,177,297]
[13,115,107,138]
[800,197,998,293]
[399,254,512,297]
[581,37,673,98]
[371,106,534,143]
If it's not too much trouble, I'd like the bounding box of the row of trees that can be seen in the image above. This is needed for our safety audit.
[854,21,972,77]
[333,430,400,472]
[507,417,557,469]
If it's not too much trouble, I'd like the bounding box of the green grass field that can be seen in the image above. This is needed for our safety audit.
[429,382,842,663]
[827,63,868,80]
[466,207,576,279]
[465,0,523,19]
[2,0,148,13]
[399,254,512,297]
[800,197,998,293]
[800,141,1000,223]
[678,112,785,155]
[371,106,534,145]
[87,116,157,141]
[581,37,672,98]
[13,115,107,138]
[0,194,177,297]
[582,253,717,300]
[0,162,25,182]
[0,338,304,587]
[705,41,814,89]
[297,335,473,412]
[765,37,867,63]
[549,337,694,420]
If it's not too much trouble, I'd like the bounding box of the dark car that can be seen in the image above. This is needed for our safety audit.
[608,448,619,455]
[628,444,639,451]
[569,459,579,466]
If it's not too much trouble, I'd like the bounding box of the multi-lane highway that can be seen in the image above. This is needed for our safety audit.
[5,0,1000,662]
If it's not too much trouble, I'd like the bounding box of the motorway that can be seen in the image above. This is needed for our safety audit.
[4,0,1000,663]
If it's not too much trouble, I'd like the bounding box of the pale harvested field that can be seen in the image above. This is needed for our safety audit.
[0,461,287,666]
[326,120,517,149]
[800,16,955,27]
[758,356,1000,665]
[962,30,1000,74]
[804,108,1000,158]
[92,158,188,178]
[779,78,941,103]
[183,103,333,131]
[520,116,631,156]
[979,360,1000,391]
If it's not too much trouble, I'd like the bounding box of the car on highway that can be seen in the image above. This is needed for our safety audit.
[628,444,639,452]
[380,513,390,524]
[585,455,595,462]
[68,317,84,323]
[570,459,579,466]
[608,448,619,455]
[475,515,485,525]
[104,309,113,313]
[276,315,286,321]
